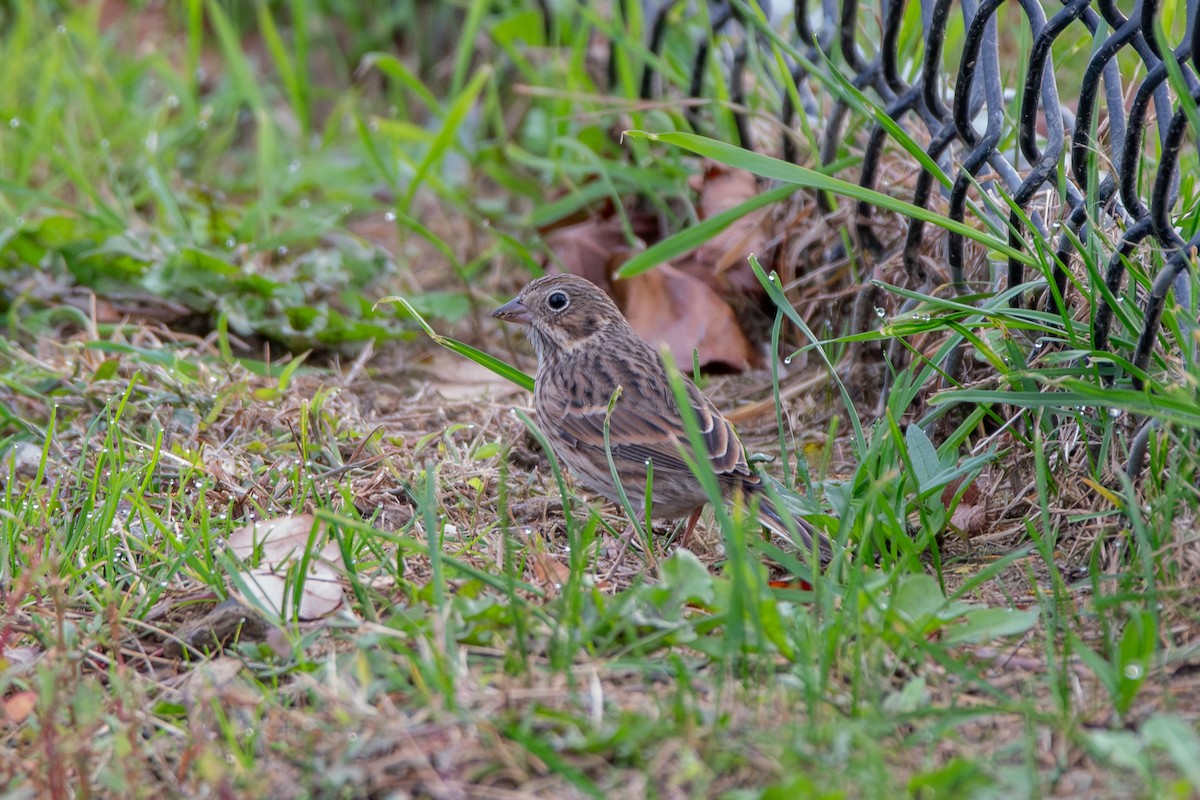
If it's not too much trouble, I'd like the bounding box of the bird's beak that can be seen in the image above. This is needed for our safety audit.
[492,297,532,324]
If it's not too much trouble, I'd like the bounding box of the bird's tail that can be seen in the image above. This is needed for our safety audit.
[755,493,834,565]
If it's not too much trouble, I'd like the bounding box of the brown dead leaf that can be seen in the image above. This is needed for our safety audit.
[226,514,345,621]
[615,264,758,371]
[527,543,571,597]
[944,477,988,538]
[542,215,642,292]
[1,646,42,668]
[416,350,527,402]
[949,503,990,538]
[2,691,36,725]
[942,476,981,507]
[679,163,770,296]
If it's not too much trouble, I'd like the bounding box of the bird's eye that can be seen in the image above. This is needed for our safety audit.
[546,291,570,311]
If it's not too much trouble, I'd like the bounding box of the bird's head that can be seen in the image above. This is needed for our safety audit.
[493,274,628,358]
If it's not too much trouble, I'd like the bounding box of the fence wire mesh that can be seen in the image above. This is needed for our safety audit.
[611,0,1199,472]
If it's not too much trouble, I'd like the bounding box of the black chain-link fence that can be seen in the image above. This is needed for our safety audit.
[610,0,1198,472]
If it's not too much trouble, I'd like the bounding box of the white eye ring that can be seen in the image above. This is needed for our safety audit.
[546,291,570,311]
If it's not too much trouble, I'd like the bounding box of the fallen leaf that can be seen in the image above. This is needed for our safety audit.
[0,646,42,668]
[417,349,528,401]
[941,476,980,507]
[680,162,771,296]
[615,264,758,371]
[768,578,815,592]
[949,503,989,538]
[542,215,641,293]
[528,542,571,597]
[2,691,36,725]
[226,515,345,621]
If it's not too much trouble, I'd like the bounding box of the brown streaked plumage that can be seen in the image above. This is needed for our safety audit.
[494,274,832,563]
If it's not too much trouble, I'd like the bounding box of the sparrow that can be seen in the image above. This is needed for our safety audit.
[493,273,832,563]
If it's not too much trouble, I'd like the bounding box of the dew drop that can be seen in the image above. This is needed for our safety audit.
[1107,408,1122,419]
[56,24,67,34]
[1122,664,1143,680]
[384,211,396,222]
[166,95,180,109]
[225,237,236,248]
[299,199,310,209]
[783,356,792,365]
[277,245,289,256]
[874,307,886,317]
[9,118,20,129]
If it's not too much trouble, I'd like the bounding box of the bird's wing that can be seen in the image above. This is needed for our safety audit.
[555,377,753,483]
